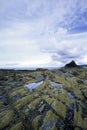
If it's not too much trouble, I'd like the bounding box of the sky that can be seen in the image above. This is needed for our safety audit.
[0,0,87,68]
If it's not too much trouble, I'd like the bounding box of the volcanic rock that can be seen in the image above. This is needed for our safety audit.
[65,61,79,68]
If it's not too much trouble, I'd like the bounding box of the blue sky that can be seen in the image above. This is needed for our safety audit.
[0,0,87,68]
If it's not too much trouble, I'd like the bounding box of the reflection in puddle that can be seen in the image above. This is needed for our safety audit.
[50,81,63,87]
[25,81,43,92]
[50,81,63,94]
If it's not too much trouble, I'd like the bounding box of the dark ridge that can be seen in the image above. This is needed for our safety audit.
[80,65,87,68]
[65,61,80,68]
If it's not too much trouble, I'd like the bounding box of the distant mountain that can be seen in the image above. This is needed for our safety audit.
[65,61,80,68]
[80,65,87,68]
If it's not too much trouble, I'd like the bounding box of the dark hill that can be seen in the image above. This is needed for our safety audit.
[65,61,80,68]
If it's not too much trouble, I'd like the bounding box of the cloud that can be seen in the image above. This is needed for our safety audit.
[0,0,87,29]
[0,0,87,67]
[39,31,87,65]
[51,47,85,64]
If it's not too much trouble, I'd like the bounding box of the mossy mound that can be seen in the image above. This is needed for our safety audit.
[39,110,58,130]
[13,94,34,110]
[9,122,23,130]
[0,109,14,129]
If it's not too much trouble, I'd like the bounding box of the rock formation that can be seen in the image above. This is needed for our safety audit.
[0,65,87,130]
[65,60,79,68]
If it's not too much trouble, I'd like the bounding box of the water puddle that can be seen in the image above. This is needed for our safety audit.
[36,75,44,81]
[25,81,43,92]
[50,81,63,87]
[50,81,63,94]
[31,74,44,81]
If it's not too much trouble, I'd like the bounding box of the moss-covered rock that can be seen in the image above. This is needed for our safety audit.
[0,109,14,129]
[51,100,66,119]
[28,98,41,109]
[9,122,23,130]
[13,94,34,110]
[74,103,87,129]
[0,68,87,129]
[0,101,4,107]
[32,115,41,130]
[39,110,58,130]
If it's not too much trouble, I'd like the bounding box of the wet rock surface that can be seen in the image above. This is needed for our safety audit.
[0,67,87,130]
[64,103,74,129]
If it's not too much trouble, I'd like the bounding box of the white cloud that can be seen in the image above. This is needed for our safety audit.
[45,32,87,65]
[0,0,87,67]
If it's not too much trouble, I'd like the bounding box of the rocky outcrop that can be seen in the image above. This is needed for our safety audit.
[0,68,87,130]
[65,60,80,68]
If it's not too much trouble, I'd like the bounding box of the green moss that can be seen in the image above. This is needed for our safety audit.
[0,101,4,107]
[13,94,34,110]
[82,89,87,99]
[0,67,87,130]
[28,98,41,109]
[40,110,58,130]
[9,122,23,130]
[74,114,87,129]
[9,87,29,98]
[83,118,87,129]
[32,115,41,130]
[24,108,29,116]
[51,100,66,118]
[52,74,70,87]
[74,104,86,129]
[32,92,39,98]
[56,90,73,105]
[0,109,14,129]
[43,89,73,106]
[44,110,58,122]
[74,88,84,100]
[43,97,55,105]
[26,78,36,84]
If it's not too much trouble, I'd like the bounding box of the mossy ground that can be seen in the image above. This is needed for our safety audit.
[0,68,87,129]
[0,109,14,129]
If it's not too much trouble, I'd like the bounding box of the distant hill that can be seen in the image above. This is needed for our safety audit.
[65,61,80,68]
[80,65,87,68]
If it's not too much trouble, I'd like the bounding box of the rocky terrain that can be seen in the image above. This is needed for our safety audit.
[0,61,87,130]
